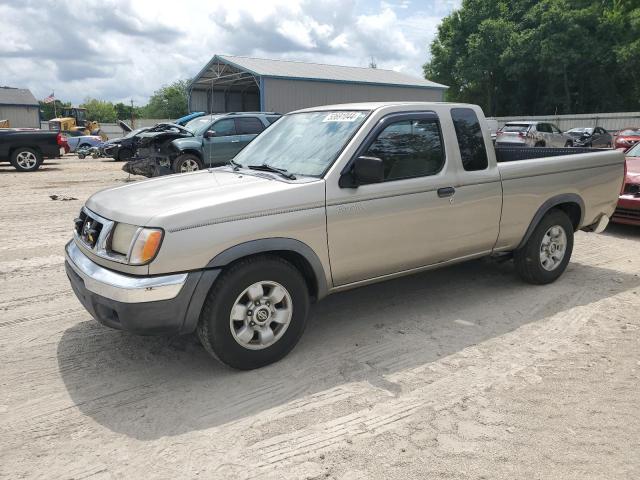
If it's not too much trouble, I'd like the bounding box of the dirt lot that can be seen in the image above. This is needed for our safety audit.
[1,157,639,479]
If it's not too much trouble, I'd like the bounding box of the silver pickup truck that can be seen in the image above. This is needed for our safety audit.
[65,102,624,369]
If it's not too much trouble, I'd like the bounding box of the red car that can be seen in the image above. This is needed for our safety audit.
[614,127,640,150]
[612,142,640,226]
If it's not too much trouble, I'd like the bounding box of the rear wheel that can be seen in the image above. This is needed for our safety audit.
[534,141,545,147]
[564,140,573,147]
[514,209,574,284]
[197,255,309,370]
[10,147,42,172]
[173,154,203,173]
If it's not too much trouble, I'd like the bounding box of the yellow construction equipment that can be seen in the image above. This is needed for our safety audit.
[48,108,106,140]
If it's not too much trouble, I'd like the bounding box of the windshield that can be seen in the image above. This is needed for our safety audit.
[502,124,530,132]
[626,142,640,157]
[185,115,219,135]
[619,128,640,136]
[233,111,368,177]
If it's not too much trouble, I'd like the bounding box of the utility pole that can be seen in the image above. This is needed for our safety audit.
[130,99,135,130]
[53,90,57,118]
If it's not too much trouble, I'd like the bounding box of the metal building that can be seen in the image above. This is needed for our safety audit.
[0,87,40,128]
[189,55,448,114]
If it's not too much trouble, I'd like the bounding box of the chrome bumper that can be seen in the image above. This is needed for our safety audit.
[65,241,187,303]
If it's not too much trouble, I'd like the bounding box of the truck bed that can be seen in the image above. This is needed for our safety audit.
[495,147,625,250]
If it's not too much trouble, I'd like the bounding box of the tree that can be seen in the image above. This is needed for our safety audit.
[80,98,117,123]
[141,80,189,119]
[425,0,640,115]
[39,99,71,120]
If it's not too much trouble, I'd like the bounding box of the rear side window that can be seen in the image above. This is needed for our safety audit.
[502,124,529,133]
[451,108,488,171]
[365,118,445,181]
[266,115,281,125]
[235,117,264,135]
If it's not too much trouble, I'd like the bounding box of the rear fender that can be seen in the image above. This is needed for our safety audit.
[517,193,585,249]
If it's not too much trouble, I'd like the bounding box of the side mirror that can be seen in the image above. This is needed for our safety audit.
[340,155,384,187]
[204,130,216,138]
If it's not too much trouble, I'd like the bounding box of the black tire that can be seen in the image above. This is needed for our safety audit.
[116,148,133,162]
[197,255,310,370]
[534,141,545,147]
[564,140,573,147]
[10,147,42,172]
[173,153,203,173]
[514,209,574,285]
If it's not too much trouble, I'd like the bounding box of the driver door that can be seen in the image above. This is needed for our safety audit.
[203,118,238,166]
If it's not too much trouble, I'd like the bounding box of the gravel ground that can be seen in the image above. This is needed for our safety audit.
[1,157,639,480]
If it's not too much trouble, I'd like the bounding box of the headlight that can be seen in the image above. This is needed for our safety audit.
[128,228,163,265]
[111,223,139,255]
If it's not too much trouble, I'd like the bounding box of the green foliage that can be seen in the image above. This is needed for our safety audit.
[39,100,71,120]
[140,80,189,119]
[79,98,118,123]
[425,0,640,115]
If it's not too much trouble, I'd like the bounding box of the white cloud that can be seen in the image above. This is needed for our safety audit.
[0,0,460,105]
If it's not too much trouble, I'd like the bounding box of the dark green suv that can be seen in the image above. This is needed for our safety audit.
[169,112,281,173]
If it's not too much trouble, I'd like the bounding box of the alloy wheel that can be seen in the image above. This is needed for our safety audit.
[229,281,293,350]
[539,225,567,271]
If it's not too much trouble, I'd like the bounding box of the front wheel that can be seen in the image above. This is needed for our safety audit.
[173,154,203,173]
[197,256,310,370]
[514,209,574,284]
[10,147,42,172]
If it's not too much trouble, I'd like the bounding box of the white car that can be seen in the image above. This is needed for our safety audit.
[65,135,103,153]
[496,121,573,148]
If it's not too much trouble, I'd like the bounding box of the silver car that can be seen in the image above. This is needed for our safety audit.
[496,121,573,148]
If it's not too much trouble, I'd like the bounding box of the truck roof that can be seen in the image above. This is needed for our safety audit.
[292,101,479,114]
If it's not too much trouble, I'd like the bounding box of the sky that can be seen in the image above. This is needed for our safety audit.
[0,0,461,105]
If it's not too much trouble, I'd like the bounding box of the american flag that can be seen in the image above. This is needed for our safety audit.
[43,92,55,103]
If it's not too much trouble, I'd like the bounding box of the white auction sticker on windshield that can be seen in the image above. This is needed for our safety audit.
[323,112,363,122]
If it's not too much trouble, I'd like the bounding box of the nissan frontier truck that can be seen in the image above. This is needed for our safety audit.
[65,102,624,369]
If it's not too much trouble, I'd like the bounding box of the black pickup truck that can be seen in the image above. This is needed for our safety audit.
[0,129,65,172]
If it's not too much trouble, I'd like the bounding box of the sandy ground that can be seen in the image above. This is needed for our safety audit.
[1,156,639,480]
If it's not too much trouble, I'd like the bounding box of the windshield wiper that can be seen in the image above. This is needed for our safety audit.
[248,163,296,180]
[228,158,242,171]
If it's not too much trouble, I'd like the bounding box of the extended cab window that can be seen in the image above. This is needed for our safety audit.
[212,119,236,136]
[451,108,488,171]
[236,117,264,135]
[365,118,444,181]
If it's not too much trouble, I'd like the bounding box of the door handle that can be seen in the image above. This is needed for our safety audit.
[437,187,456,198]
[231,140,240,143]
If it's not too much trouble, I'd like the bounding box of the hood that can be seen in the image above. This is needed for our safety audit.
[85,168,324,228]
[626,156,640,183]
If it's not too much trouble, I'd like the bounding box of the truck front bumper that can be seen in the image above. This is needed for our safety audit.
[65,241,219,335]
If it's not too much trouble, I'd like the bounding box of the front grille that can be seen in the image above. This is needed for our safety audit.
[613,207,640,219]
[74,210,103,249]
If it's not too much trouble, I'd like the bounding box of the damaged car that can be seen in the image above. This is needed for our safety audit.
[123,112,281,177]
